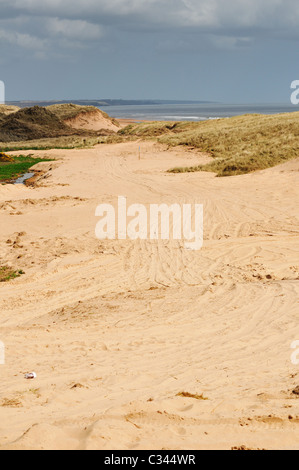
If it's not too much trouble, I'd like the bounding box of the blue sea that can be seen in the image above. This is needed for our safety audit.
[102,103,298,122]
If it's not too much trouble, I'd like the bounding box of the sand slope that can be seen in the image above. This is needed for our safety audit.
[64,110,119,132]
[0,105,20,117]
[0,142,298,450]
[47,104,120,132]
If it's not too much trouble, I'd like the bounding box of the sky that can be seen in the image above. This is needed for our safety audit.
[0,0,298,103]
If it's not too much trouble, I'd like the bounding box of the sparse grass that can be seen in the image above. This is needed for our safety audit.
[28,388,41,398]
[118,121,190,138]
[105,134,138,144]
[0,135,101,151]
[1,398,23,408]
[176,392,208,400]
[47,104,100,120]
[0,266,25,282]
[119,112,299,176]
[0,155,53,182]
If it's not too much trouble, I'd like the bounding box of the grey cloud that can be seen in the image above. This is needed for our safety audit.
[46,18,104,40]
[0,0,298,62]
[1,0,299,37]
[0,28,47,50]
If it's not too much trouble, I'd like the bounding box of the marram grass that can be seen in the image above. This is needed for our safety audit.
[118,112,299,176]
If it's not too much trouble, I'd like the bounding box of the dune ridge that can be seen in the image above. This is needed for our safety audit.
[0,104,120,143]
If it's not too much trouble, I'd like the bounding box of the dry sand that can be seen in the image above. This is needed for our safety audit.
[64,109,120,132]
[0,141,298,450]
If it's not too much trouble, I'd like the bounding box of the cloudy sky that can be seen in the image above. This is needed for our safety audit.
[0,0,298,102]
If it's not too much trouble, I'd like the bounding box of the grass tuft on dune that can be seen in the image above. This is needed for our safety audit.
[0,266,24,282]
[176,392,208,400]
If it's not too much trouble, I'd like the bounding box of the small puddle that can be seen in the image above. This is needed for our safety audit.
[14,173,34,185]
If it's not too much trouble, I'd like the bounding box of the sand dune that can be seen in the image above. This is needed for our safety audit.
[0,142,298,450]
[47,104,120,133]
[64,110,119,132]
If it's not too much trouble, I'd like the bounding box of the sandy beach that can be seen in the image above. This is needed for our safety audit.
[0,141,298,450]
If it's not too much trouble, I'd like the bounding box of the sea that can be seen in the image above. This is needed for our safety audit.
[102,103,298,122]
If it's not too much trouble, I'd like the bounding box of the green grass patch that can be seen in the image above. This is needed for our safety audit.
[0,266,25,282]
[0,155,53,182]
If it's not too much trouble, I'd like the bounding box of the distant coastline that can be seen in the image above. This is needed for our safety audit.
[6,99,215,108]
[5,100,298,122]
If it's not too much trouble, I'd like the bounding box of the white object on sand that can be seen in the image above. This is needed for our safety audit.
[25,372,37,380]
